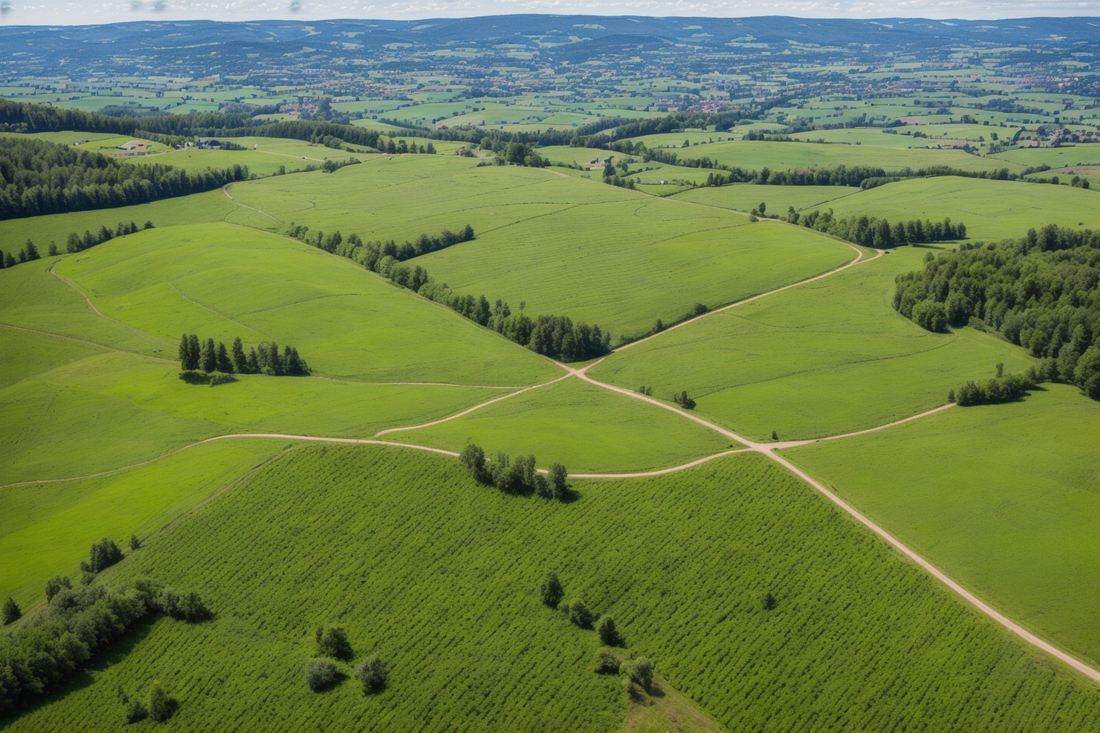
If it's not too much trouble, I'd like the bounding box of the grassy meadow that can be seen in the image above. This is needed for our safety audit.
[783,385,1100,666]
[223,156,857,340]
[590,246,1035,441]
[8,447,1100,732]
[386,377,733,473]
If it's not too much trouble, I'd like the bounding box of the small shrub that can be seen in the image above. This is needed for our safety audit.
[595,649,620,675]
[306,658,338,691]
[147,681,174,722]
[355,655,387,693]
[596,615,620,647]
[81,537,123,574]
[567,598,593,629]
[125,698,148,724]
[622,657,654,691]
[130,534,142,551]
[2,597,21,625]
[539,571,565,608]
[318,626,353,660]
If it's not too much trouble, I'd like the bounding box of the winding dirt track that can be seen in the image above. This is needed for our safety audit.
[21,218,1100,684]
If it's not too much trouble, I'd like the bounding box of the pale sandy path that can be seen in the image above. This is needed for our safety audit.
[222,183,283,223]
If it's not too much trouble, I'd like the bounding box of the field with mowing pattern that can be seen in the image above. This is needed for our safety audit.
[590,246,1035,441]
[783,385,1100,666]
[223,156,857,340]
[8,447,1100,732]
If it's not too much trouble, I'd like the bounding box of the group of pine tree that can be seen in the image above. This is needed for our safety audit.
[179,334,310,377]
[286,222,613,362]
[0,220,153,270]
[895,224,1100,400]
[0,137,247,219]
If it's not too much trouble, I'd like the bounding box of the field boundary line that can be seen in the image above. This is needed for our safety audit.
[571,449,753,478]
[222,183,284,223]
[374,373,572,436]
[0,323,174,364]
[48,260,107,318]
[766,449,1100,685]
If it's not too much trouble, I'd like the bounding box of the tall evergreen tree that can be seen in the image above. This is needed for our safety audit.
[187,334,200,370]
[200,338,216,373]
[2,596,21,625]
[215,342,232,373]
[246,346,260,374]
[231,337,248,374]
[178,334,192,370]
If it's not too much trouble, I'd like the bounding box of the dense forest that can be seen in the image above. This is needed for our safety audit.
[894,225,1100,399]
[0,137,246,218]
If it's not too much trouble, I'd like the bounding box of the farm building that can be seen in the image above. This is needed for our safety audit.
[117,140,148,152]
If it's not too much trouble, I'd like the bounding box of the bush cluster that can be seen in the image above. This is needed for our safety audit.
[178,334,309,377]
[459,444,568,500]
[0,576,207,715]
[307,625,387,694]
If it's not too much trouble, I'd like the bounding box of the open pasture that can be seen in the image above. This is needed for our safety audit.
[225,157,856,340]
[121,137,369,175]
[783,385,1100,666]
[993,146,1100,170]
[590,247,1034,441]
[387,376,732,473]
[0,438,287,608]
[9,447,1100,732]
[673,184,860,214]
[54,222,558,385]
[822,176,1100,241]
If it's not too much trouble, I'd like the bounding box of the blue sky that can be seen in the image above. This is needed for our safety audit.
[2,0,1098,25]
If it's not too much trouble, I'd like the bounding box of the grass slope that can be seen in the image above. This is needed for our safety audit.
[7,447,1100,731]
[590,247,1035,441]
[54,222,558,385]
[387,377,732,473]
[823,176,1100,241]
[673,184,861,215]
[782,385,1100,666]
[225,156,856,340]
[0,438,288,608]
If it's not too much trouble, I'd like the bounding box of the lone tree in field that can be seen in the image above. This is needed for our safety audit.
[772,431,778,441]
[567,598,594,629]
[355,655,388,694]
[130,534,142,551]
[762,592,778,611]
[539,571,565,608]
[596,615,621,647]
[549,463,568,500]
[148,681,174,722]
[2,597,21,625]
[622,658,654,691]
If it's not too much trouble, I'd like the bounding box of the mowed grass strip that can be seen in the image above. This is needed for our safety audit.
[591,246,1034,440]
[226,156,856,339]
[9,447,1100,732]
[0,438,289,608]
[782,385,1100,667]
[386,376,732,473]
[54,222,559,385]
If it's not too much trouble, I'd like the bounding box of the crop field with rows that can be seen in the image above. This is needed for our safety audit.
[8,446,1100,732]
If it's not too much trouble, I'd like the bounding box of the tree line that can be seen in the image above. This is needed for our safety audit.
[894,225,1100,400]
[290,222,612,362]
[787,208,965,249]
[949,365,1039,407]
[0,540,208,717]
[459,444,569,500]
[0,137,248,219]
[179,334,310,377]
[284,222,475,263]
[1,220,153,271]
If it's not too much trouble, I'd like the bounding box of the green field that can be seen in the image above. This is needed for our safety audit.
[619,139,1030,174]
[0,438,288,608]
[8,447,1099,732]
[822,176,1100,241]
[590,247,1035,441]
[223,156,857,340]
[673,184,861,214]
[53,223,558,385]
[386,377,732,473]
[783,385,1100,666]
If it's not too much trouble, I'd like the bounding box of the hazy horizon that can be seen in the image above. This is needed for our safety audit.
[2,1,1098,26]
